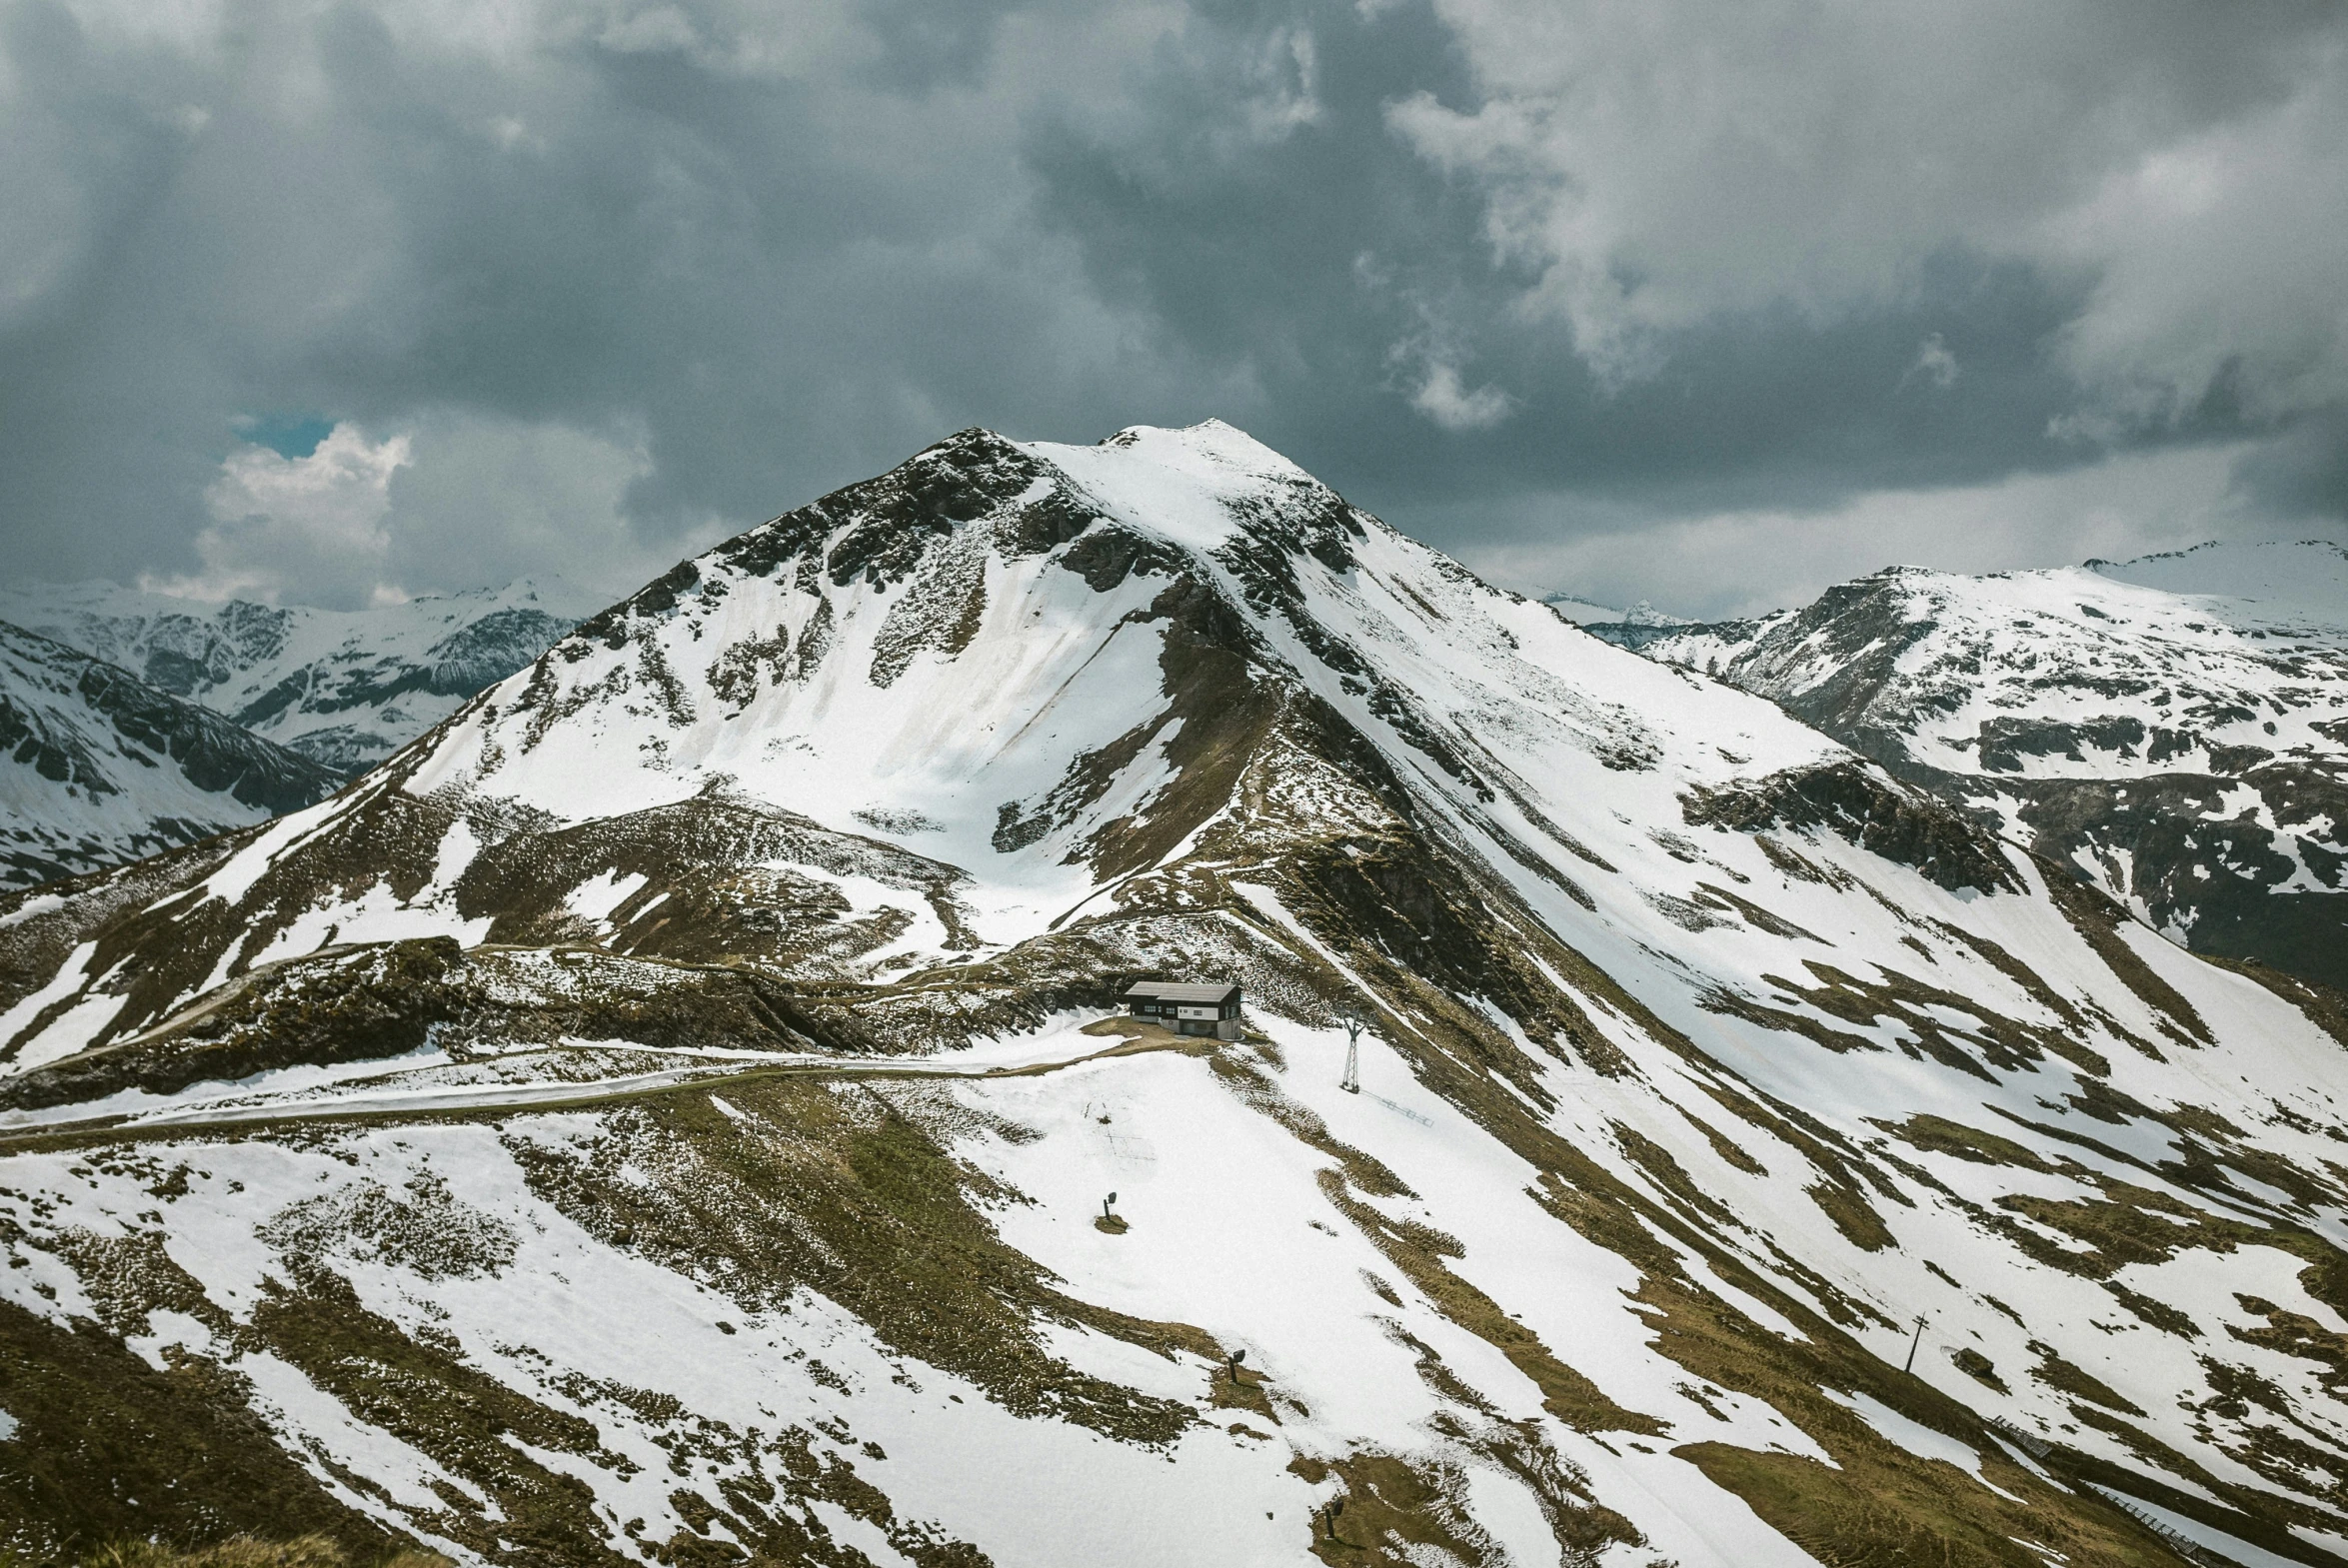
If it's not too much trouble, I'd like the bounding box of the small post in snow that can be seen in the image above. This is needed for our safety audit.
[1904,1314,1929,1375]
[1338,1006,1366,1095]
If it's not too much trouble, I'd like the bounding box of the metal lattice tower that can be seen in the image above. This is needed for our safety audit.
[1338,1006,1365,1094]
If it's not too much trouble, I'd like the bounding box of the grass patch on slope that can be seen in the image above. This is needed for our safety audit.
[0,1300,403,1564]
[59,1536,445,1568]
[511,1078,1211,1448]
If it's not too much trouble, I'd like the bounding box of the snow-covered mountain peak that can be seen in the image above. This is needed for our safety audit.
[401,416,1819,947]
[1538,591,1628,625]
[1618,598,1690,628]
[7,433,2348,1564]
[1639,545,2348,987]
[1087,413,1298,469]
[1653,556,2341,760]
[1094,414,1302,473]
[0,573,597,776]
[0,620,339,888]
[446,572,594,608]
[379,572,601,627]
[1017,417,1367,567]
[1548,592,1695,649]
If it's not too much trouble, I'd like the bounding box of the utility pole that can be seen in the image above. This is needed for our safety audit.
[1338,1006,1365,1094]
[1904,1314,1929,1374]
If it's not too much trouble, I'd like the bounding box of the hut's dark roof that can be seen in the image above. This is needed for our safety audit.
[1123,980,1240,1004]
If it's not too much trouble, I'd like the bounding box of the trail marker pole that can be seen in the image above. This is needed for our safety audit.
[1904,1314,1929,1375]
[1104,1191,1118,1222]
[1338,1007,1365,1095]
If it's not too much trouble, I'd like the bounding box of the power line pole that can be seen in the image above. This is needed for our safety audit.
[1338,1007,1364,1094]
[1904,1314,1929,1374]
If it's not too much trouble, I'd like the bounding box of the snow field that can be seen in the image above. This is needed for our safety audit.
[955,1037,1835,1565]
[7,423,2348,1558]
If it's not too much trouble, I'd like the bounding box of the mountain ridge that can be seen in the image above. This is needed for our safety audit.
[0,576,596,778]
[2,425,2346,1566]
[1636,543,2348,990]
[0,620,342,890]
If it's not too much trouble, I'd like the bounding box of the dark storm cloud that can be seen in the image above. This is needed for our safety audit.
[0,0,1197,601]
[1021,0,2348,514]
[2232,410,2348,525]
[0,0,2343,614]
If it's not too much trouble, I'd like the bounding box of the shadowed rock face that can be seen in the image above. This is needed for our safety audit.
[0,621,341,889]
[1679,759,2020,896]
[5,429,2348,1566]
[1643,555,2348,989]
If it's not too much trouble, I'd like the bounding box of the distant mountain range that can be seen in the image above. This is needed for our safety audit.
[1539,590,1691,639]
[0,578,594,889]
[0,576,596,776]
[0,621,341,888]
[1635,541,2348,988]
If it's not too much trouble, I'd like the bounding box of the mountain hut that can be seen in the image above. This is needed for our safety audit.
[1123,980,1243,1040]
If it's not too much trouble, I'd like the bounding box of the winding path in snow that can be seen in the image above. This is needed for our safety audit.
[0,1026,1213,1148]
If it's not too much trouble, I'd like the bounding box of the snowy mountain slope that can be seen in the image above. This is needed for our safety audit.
[0,577,596,776]
[0,621,340,891]
[4,426,2348,1566]
[1639,543,2348,990]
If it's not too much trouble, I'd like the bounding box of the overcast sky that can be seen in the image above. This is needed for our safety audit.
[4,0,2344,618]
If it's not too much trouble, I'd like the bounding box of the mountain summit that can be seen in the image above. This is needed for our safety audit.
[3,425,2346,1565]
[1640,542,2348,989]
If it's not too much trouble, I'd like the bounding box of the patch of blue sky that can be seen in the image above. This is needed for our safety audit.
[234,414,336,460]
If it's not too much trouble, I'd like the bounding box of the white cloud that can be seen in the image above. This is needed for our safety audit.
[153,425,414,605]
[1904,334,1959,392]
[148,414,712,609]
[1408,361,1513,430]
[1394,0,2348,422]
[9,0,2341,605]
[1244,26,1323,140]
[2040,58,2348,426]
[1384,314,1514,431]
[378,412,723,600]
